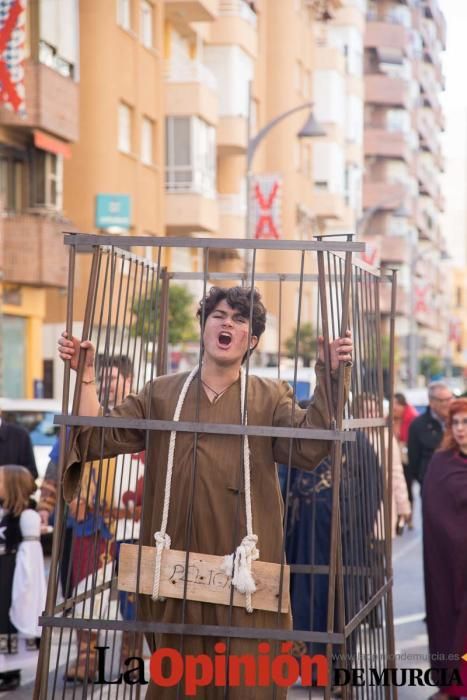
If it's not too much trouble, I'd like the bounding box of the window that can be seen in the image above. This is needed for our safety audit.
[313,70,345,126]
[39,0,78,78]
[140,0,153,48]
[141,117,154,165]
[118,103,132,154]
[32,150,63,210]
[166,116,216,198]
[313,142,345,194]
[117,0,131,30]
[0,150,25,212]
[204,45,252,117]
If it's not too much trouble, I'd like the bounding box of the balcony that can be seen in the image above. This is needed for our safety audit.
[210,0,258,58]
[365,74,410,109]
[416,160,440,202]
[422,0,447,48]
[417,113,440,157]
[218,193,246,239]
[311,191,345,220]
[0,61,78,143]
[165,167,218,234]
[217,116,248,155]
[364,128,411,162]
[380,235,410,265]
[164,0,217,23]
[2,212,69,288]
[363,181,408,210]
[365,21,410,55]
[414,202,437,242]
[166,60,218,126]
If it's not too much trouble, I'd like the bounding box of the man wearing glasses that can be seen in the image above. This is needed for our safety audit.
[408,381,453,490]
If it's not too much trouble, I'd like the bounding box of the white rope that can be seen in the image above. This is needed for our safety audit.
[151,366,259,612]
[152,365,198,600]
[220,368,259,613]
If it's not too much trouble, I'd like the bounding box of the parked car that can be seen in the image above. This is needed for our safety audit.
[250,366,316,402]
[0,398,61,480]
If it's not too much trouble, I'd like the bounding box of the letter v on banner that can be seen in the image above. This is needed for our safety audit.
[252,175,282,240]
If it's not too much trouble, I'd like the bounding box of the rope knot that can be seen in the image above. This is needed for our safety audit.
[221,533,260,611]
[154,532,171,550]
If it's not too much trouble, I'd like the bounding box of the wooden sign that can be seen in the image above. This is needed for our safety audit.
[118,544,290,613]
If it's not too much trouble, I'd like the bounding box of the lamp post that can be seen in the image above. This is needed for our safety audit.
[357,198,410,238]
[244,88,325,273]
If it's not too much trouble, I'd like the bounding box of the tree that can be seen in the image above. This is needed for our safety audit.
[284,323,317,367]
[131,284,198,345]
[419,354,443,382]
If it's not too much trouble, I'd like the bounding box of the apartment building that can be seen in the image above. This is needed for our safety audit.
[16,0,362,393]
[42,0,165,395]
[362,0,447,385]
[0,0,79,398]
[311,0,366,234]
[163,0,361,356]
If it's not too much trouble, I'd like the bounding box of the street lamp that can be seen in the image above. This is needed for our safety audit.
[245,98,325,263]
[357,197,410,238]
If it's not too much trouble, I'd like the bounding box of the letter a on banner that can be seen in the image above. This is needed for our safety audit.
[252,175,282,240]
[0,0,26,114]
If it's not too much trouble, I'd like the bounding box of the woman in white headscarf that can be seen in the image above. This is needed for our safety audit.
[0,465,46,691]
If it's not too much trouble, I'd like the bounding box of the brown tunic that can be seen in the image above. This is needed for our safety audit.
[63,362,348,698]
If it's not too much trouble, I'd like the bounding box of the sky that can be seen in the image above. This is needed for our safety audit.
[438,0,467,264]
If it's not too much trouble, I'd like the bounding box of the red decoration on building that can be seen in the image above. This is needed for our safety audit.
[414,285,429,314]
[0,0,25,114]
[253,176,282,240]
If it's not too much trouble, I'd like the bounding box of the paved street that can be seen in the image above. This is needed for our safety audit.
[290,489,428,700]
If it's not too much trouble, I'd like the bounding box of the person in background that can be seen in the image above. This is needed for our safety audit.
[352,393,411,537]
[0,418,37,480]
[38,355,134,683]
[0,466,46,692]
[408,381,453,491]
[393,393,418,528]
[423,398,467,699]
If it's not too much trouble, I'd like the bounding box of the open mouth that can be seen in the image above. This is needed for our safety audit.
[218,332,232,348]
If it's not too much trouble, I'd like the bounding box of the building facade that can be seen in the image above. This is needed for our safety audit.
[43,0,166,395]
[0,0,78,398]
[1,0,450,397]
[362,0,447,386]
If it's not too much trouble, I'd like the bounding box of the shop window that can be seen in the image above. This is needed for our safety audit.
[2,316,26,398]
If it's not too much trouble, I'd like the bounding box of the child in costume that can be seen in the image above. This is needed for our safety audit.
[0,465,47,692]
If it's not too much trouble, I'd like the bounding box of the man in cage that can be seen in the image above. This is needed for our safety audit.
[58,286,352,699]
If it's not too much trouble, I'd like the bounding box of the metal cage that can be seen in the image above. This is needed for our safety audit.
[34,234,397,700]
